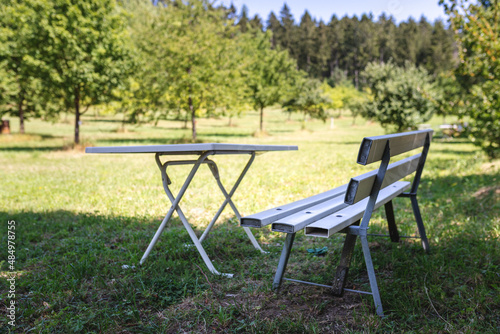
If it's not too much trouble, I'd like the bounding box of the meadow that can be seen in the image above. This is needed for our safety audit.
[0,109,499,333]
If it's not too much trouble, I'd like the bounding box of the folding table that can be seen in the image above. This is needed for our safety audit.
[86,143,298,277]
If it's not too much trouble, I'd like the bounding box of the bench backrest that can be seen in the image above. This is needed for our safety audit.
[346,129,433,228]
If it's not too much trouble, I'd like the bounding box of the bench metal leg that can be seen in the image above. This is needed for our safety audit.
[384,201,400,243]
[410,195,430,253]
[360,234,384,317]
[332,220,360,296]
[273,232,296,290]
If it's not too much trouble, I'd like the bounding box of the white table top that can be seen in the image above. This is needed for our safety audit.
[85,143,298,155]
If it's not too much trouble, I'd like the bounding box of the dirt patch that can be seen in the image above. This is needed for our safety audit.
[160,280,367,333]
[472,185,500,201]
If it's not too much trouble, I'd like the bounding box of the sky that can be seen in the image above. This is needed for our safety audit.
[217,0,448,24]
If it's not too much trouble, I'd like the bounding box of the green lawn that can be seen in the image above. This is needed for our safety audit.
[1,110,499,333]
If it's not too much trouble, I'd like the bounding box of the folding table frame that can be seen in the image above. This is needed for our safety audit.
[85,143,298,277]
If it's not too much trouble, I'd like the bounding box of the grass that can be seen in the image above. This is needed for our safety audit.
[0,109,499,333]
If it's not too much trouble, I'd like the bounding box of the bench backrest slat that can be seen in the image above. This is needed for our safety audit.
[357,129,433,165]
[345,153,421,205]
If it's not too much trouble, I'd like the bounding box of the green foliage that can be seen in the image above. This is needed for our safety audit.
[442,0,500,158]
[431,72,466,119]
[241,30,301,131]
[320,80,372,121]
[265,3,457,82]
[282,78,329,123]
[123,0,253,140]
[0,0,56,133]
[0,61,18,114]
[361,61,437,132]
[40,0,133,144]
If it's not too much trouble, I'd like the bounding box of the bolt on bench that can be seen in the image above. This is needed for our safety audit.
[241,129,433,316]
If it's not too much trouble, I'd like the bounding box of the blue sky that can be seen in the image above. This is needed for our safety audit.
[217,0,448,23]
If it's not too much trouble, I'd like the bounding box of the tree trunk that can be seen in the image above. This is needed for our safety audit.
[189,96,196,141]
[183,111,188,129]
[18,95,25,134]
[259,107,264,132]
[74,87,80,144]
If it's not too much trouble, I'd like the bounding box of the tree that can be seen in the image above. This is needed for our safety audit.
[249,15,264,31]
[320,80,371,119]
[314,20,330,77]
[266,11,281,48]
[361,61,436,132]
[242,30,301,132]
[282,78,329,127]
[377,14,396,64]
[124,0,248,141]
[35,0,132,144]
[441,0,500,158]
[0,0,54,133]
[279,4,298,58]
[395,18,419,66]
[297,11,316,73]
[237,5,250,32]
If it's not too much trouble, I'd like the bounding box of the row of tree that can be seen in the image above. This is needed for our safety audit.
[0,0,498,158]
[234,3,457,83]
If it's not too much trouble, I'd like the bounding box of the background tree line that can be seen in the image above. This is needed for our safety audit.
[234,3,457,84]
[0,0,498,158]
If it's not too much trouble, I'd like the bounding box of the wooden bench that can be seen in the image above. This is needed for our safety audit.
[240,129,433,316]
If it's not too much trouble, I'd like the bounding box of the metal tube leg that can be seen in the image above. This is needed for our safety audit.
[159,173,232,277]
[360,235,384,317]
[410,196,430,253]
[140,204,178,265]
[272,233,296,290]
[201,155,266,253]
[140,153,210,265]
[332,221,360,296]
[384,201,400,243]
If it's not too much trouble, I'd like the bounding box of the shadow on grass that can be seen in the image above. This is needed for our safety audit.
[0,146,63,152]
[0,167,498,332]
[0,209,268,332]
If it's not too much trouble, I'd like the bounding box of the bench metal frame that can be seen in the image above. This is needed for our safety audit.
[244,130,432,316]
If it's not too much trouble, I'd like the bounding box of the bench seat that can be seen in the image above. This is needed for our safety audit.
[240,184,347,228]
[305,181,410,238]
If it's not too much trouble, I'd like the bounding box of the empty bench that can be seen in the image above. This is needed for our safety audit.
[240,129,433,316]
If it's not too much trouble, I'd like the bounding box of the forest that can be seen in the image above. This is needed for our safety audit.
[0,0,498,157]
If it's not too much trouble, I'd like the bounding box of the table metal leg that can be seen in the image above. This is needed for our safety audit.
[200,153,266,253]
[139,152,210,265]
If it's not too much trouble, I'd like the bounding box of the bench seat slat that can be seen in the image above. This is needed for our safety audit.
[271,196,348,233]
[240,184,347,228]
[345,154,421,205]
[358,129,433,165]
[305,181,411,238]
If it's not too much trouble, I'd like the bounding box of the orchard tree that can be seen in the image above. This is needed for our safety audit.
[441,0,500,158]
[282,78,330,126]
[40,0,132,144]
[125,0,248,141]
[0,0,54,133]
[361,61,436,132]
[242,30,301,132]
